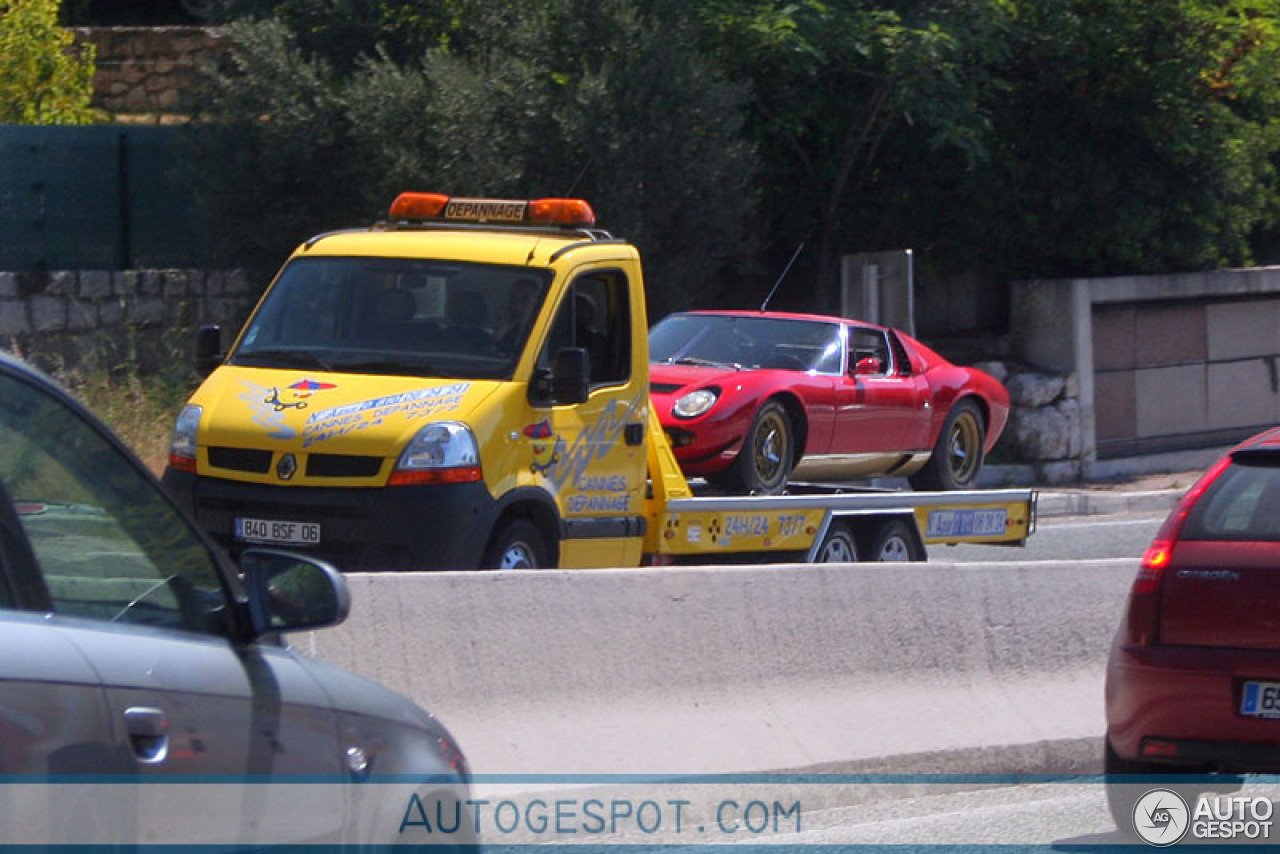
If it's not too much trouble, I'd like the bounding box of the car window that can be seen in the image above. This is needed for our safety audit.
[1181,457,1280,541]
[0,371,228,633]
[535,272,632,388]
[849,327,891,375]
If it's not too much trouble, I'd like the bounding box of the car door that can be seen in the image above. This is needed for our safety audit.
[832,325,932,453]
[527,268,649,567]
[0,365,345,845]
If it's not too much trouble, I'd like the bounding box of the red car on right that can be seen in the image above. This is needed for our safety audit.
[1105,428,1280,821]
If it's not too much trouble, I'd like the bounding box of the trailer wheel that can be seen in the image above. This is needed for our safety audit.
[814,521,859,563]
[870,519,922,562]
[482,519,550,570]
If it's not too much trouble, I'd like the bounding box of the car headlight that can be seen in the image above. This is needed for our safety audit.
[389,421,483,486]
[673,388,719,419]
[168,405,202,472]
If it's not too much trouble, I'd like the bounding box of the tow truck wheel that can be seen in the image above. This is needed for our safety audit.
[870,519,921,561]
[814,522,859,563]
[482,519,549,570]
[909,399,985,491]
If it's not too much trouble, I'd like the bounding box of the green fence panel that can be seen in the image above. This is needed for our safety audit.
[0,125,207,271]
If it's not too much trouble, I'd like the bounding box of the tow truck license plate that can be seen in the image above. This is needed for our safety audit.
[235,517,321,546]
[1241,682,1280,717]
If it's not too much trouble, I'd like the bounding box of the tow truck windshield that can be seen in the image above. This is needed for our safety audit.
[232,257,551,380]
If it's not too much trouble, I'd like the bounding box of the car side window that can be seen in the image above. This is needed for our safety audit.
[537,272,631,388]
[0,371,228,634]
[849,328,891,375]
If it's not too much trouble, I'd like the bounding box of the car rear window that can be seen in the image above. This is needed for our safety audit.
[1182,456,1280,541]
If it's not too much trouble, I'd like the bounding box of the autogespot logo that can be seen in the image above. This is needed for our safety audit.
[1133,789,1190,846]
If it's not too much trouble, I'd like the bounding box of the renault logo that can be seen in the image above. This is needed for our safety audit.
[277,453,297,481]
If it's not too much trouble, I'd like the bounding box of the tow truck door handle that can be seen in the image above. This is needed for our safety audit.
[624,423,644,446]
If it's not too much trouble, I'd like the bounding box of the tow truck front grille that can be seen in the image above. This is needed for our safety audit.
[206,447,383,479]
[208,447,271,474]
[306,454,383,478]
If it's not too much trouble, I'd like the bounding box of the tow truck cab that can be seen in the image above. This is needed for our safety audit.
[162,194,653,570]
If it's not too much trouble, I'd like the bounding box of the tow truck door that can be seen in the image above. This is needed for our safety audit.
[527,268,648,567]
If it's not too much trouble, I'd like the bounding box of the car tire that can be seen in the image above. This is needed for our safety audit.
[721,400,794,495]
[481,519,550,570]
[814,521,859,563]
[870,519,921,561]
[909,399,985,491]
[1103,737,1238,840]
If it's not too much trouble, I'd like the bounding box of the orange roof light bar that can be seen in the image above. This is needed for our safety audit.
[528,198,596,227]
[388,193,596,228]
[389,192,449,220]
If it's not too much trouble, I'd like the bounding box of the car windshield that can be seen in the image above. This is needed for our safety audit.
[232,257,552,380]
[649,313,844,374]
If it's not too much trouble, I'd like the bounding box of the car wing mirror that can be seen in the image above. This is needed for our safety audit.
[551,347,590,404]
[239,549,351,637]
[853,356,883,376]
[195,325,224,377]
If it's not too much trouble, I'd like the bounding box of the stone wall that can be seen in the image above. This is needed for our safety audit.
[72,27,224,115]
[0,270,253,374]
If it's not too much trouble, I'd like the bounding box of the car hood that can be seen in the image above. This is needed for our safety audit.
[649,362,743,396]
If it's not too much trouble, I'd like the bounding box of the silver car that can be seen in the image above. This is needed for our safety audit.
[0,352,471,847]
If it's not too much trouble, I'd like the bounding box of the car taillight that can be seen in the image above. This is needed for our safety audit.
[1123,455,1233,645]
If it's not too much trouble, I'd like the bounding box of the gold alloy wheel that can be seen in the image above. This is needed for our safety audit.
[945,407,983,486]
[750,405,791,492]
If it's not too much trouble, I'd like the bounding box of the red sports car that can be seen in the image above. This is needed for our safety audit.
[648,310,1010,494]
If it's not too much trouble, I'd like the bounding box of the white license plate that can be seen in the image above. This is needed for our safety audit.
[235,517,321,546]
[1241,681,1280,717]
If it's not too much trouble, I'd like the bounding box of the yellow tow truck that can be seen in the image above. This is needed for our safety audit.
[161,193,1034,570]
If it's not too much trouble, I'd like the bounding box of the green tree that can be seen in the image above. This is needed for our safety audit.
[187,0,759,315]
[697,0,1011,312]
[0,0,103,123]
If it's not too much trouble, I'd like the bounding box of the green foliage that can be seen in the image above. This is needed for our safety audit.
[184,0,1280,327]
[0,0,104,124]
[187,0,759,315]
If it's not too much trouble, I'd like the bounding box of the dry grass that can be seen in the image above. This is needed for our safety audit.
[59,367,192,477]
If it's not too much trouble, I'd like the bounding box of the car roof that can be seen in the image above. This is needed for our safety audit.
[1235,425,1280,454]
[672,309,893,334]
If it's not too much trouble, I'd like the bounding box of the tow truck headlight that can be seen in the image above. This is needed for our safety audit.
[389,421,483,486]
[673,388,719,419]
[168,405,202,473]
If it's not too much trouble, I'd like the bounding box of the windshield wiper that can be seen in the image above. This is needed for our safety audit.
[234,348,334,372]
[670,356,742,370]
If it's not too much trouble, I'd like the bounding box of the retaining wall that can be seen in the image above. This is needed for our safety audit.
[303,560,1138,777]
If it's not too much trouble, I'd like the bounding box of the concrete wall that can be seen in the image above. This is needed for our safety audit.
[301,561,1137,778]
[1010,267,1280,471]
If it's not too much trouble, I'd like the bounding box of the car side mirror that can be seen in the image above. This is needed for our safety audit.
[195,325,224,376]
[238,549,351,637]
[853,356,883,376]
[551,347,590,404]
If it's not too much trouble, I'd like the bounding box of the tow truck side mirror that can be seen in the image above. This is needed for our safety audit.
[551,347,590,405]
[195,325,224,376]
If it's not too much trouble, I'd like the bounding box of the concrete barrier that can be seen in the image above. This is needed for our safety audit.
[301,559,1140,777]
